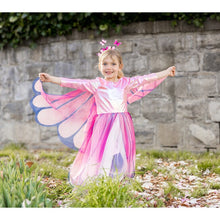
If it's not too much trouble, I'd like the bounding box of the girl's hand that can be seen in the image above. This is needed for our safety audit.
[167,66,176,77]
[39,73,51,82]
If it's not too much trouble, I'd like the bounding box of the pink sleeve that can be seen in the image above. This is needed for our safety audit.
[60,78,98,94]
[127,72,169,104]
[129,72,168,86]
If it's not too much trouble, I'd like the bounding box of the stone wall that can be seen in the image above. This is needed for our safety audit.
[0,19,220,152]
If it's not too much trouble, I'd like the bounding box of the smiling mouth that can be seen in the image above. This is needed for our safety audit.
[105,71,113,75]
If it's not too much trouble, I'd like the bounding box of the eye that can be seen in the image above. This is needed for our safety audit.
[112,63,116,65]
[102,62,107,66]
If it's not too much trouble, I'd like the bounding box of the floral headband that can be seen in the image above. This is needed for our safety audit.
[97,39,122,56]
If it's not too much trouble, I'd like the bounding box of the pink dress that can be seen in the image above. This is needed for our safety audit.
[30,72,168,185]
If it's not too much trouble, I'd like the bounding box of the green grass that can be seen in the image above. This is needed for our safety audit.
[190,186,208,198]
[68,176,140,208]
[197,158,220,174]
[143,150,196,161]
[209,183,220,190]
[0,143,32,160]
[38,162,68,180]
[164,182,185,198]
[136,157,156,175]
[0,143,220,208]
[39,151,65,162]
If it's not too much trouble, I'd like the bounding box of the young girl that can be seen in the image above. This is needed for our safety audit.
[30,40,175,186]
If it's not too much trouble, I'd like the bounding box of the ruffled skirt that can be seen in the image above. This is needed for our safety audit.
[68,112,136,185]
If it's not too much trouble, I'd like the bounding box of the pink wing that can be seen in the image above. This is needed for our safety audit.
[127,74,168,104]
[30,78,96,150]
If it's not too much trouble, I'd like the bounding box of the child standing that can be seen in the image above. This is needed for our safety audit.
[30,40,175,185]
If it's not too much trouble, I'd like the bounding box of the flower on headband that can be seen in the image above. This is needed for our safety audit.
[100,39,107,46]
[114,40,122,46]
[97,39,122,56]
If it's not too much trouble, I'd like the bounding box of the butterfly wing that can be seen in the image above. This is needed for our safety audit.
[30,77,96,150]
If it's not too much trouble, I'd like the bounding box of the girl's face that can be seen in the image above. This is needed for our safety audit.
[100,56,122,81]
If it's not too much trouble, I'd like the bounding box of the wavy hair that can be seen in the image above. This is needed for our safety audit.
[98,49,124,79]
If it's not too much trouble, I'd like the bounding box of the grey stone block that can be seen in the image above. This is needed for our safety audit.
[184,33,195,49]
[133,117,155,145]
[25,63,53,81]
[190,77,217,97]
[196,33,220,49]
[142,97,175,123]
[208,100,220,122]
[3,101,24,120]
[149,53,174,73]
[127,100,141,118]
[15,47,30,64]
[13,122,41,143]
[162,77,176,98]
[42,42,67,61]
[157,33,184,52]
[6,48,17,65]
[166,76,188,98]
[121,22,154,35]
[0,50,8,65]
[0,120,15,143]
[154,20,181,33]
[189,123,216,145]
[14,81,33,101]
[53,61,77,78]
[134,35,157,54]
[29,46,42,62]
[203,52,220,72]
[176,97,207,121]
[119,40,133,53]
[157,122,184,147]
[175,53,200,72]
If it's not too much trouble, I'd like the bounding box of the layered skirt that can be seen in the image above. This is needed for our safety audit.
[68,112,136,185]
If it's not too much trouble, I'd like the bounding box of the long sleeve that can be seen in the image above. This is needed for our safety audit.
[127,71,169,104]
[129,71,168,87]
[60,78,98,94]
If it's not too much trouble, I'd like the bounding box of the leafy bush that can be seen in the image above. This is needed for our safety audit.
[68,175,140,207]
[0,156,52,207]
[0,13,219,49]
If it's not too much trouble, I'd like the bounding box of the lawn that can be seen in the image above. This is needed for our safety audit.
[0,143,220,208]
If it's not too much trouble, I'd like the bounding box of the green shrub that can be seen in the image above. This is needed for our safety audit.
[0,156,52,207]
[0,13,219,49]
[68,175,139,207]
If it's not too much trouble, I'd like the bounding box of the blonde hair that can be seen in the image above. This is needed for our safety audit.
[98,49,124,79]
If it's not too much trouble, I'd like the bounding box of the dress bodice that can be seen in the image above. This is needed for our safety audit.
[94,78,128,114]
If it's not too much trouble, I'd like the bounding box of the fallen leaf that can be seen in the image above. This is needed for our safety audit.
[26,161,34,168]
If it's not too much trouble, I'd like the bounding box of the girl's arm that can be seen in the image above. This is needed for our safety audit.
[129,66,175,85]
[39,73,61,85]
[38,73,98,93]
[154,66,176,79]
